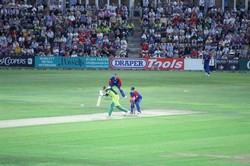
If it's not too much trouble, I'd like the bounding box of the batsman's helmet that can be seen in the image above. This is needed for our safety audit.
[131,87,135,90]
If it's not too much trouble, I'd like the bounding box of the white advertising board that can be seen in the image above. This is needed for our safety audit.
[184,59,203,71]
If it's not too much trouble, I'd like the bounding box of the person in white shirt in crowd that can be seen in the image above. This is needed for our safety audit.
[46,29,54,44]
[12,40,19,50]
[60,35,67,43]
[153,47,163,58]
[53,45,60,56]
[143,0,149,7]
[71,51,78,57]
[26,47,34,55]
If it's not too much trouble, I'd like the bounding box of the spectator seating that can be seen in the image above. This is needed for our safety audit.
[0,2,134,57]
[139,1,249,59]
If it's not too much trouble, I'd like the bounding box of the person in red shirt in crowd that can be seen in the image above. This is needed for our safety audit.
[78,36,86,44]
[191,48,198,58]
[141,41,149,57]
[11,30,18,39]
[190,13,197,24]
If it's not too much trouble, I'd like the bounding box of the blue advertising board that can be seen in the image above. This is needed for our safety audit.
[59,57,85,69]
[35,57,59,68]
[35,57,85,69]
[85,57,109,69]
[35,56,109,69]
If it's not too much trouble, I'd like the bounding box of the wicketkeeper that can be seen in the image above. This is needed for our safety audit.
[103,86,129,116]
[130,87,142,114]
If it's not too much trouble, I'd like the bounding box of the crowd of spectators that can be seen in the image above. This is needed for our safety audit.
[140,0,250,59]
[0,1,134,57]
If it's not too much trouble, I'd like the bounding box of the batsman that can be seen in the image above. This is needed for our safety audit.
[102,86,129,116]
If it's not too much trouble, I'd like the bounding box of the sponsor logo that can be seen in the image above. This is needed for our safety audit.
[216,59,228,70]
[216,59,227,64]
[239,59,250,71]
[0,57,27,66]
[228,59,238,63]
[147,58,184,70]
[247,61,250,69]
[228,59,239,70]
[28,58,33,65]
[111,58,147,69]
[60,57,85,67]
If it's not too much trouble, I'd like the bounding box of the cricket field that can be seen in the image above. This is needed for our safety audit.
[0,70,250,166]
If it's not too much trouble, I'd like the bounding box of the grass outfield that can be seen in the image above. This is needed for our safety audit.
[0,70,250,165]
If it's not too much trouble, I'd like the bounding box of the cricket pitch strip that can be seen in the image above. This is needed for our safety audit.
[0,109,199,128]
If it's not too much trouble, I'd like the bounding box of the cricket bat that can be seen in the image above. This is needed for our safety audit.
[96,90,103,107]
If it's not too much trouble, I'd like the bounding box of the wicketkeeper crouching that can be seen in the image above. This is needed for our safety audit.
[130,87,142,114]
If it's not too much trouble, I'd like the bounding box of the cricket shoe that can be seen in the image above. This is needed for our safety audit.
[122,112,130,116]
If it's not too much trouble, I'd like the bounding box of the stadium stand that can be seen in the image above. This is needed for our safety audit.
[0,1,249,59]
[0,1,133,57]
[139,1,249,59]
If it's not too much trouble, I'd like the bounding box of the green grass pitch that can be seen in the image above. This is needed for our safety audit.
[0,70,250,166]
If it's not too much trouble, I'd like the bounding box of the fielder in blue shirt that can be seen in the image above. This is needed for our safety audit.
[130,87,142,114]
[203,51,211,76]
[109,73,126,97]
